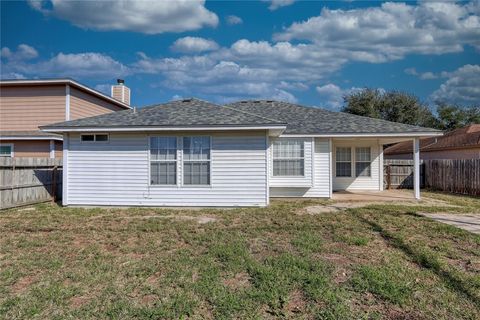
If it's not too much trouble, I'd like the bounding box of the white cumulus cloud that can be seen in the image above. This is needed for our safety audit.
[274,2,480,62]
[1,44,38,61]
[28,0,219,34]
[316,84,362,109]
[226,15,243,25]
[264,0,296,11]
[430,64,480,105]
[171,37,219,53]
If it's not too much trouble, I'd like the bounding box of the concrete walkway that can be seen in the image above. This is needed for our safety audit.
[419,213,480,234]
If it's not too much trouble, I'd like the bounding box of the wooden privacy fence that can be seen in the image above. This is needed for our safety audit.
[424,159,480,196]
[384,159,424,189]
[0,158,62,209]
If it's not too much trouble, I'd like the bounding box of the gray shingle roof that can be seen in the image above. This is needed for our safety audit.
[42,98,286,129]
[226,100,441,135]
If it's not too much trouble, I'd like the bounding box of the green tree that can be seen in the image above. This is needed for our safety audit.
[436,104,480,131]
[342,88,439,128]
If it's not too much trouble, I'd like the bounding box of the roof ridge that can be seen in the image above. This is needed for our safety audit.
[222,103,286,124]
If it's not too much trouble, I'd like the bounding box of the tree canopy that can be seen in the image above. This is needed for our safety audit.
[342,88,478,130]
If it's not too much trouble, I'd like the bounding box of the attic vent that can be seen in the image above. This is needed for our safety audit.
[266,100,274,103]
[253,100,261,103]
[182,98,192,102]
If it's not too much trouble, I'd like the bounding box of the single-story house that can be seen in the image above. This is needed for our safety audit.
[41,99,442,207]
[385,124,480,160]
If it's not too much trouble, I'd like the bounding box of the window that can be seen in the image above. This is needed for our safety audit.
[183,136,210,185]
[273,139,304,176]
[81,134,109,142]
[336,147,352,177]
[0,144,13,157]
[355,147,371,177]
[150,137,177,185]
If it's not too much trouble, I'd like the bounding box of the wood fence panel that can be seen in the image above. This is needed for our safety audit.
[424,159,479,196]
[0,158,63,209]
[384,159,424,189]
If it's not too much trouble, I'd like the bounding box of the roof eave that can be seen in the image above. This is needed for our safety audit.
[280,132,443,138]
[41,124,287,136]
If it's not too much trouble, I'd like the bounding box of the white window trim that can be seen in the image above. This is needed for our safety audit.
[355,147,372,178]
[334,146,373,178]
[149,136,178,186]
[272,139,305,177]
[80,133,110,143]
[0,143,14,157]
[181,135,212,187]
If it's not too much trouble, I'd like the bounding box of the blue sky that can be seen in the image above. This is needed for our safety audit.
[1,0,479,110]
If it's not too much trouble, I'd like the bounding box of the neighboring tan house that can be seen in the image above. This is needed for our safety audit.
[384,124,480,160]
[41,99,441,207]
[0,79,131,158]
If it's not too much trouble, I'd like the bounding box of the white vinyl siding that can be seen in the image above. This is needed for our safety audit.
[270,138,330,198]
[333,140,381,191]
[65,131,268,207]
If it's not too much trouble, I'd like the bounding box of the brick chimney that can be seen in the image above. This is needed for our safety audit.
[111,79,130,105]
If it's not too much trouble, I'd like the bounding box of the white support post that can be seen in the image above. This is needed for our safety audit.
[49,140,55,159]
[328,138,333,198]
[62,133,69,206]
[413,137,420,200]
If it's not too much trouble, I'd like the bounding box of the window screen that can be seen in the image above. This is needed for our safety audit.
[355,147,371,177]
[150,137,177,185]
[183,136,210,185]
[81,134,109,142]
[272,139,304,176]
[336,147,352,177]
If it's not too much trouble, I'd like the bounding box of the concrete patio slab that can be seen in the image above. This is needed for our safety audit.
[419,213,480,234]
[332,190,417,202]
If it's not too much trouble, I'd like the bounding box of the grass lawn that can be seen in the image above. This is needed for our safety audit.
[1,191,479,319]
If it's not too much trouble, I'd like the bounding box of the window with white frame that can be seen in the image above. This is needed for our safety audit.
[183,136,211,185]
[272,139,304,176]
[336,147,352,177]
[355,147,371,177]
[0,144,13,157]
[81,133,109,142]
[150,137,177,185]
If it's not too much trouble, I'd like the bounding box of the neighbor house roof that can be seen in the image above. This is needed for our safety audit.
[0,78,131,109]
[227,100,441,136]
[41,98,287,132]
[0,130,63,140]
[385,124,480,155]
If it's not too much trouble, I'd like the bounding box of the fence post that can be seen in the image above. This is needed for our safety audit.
[386,164,391,190]
[51,165,57,203]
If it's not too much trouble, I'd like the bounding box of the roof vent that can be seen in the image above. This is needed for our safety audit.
[182,98,192,102]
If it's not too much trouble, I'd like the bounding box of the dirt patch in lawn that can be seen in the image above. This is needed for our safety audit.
[285,289,307,316]
[302,198,458,214]
[222,272,251,290]
[11,275,36,294]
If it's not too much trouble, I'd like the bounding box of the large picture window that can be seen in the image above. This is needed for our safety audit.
[150,137,177,185]
[183,136,211,185]
[336,147,352,177]
[273,139,304,176]
[355,147,371,177]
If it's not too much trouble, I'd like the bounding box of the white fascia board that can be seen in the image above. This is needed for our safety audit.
[0,136,63,141]
[280,132,443,138]
[0,79,131,109]
[42,125,287,133]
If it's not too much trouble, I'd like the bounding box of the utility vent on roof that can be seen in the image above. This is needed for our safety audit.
[182,98,192,102]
